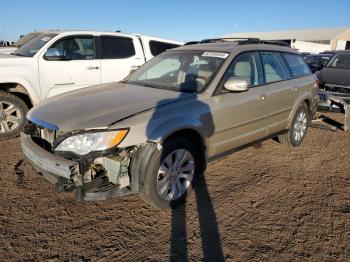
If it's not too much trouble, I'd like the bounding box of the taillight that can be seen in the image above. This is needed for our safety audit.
[313,74,320,88]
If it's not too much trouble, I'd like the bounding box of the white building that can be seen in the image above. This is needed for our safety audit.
[223,27,350,53]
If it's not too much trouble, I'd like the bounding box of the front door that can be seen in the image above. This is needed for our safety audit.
[39,35,101,99]
[209,52,268,157]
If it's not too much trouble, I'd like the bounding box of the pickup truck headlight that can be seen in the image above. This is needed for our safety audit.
[55,130,129,155]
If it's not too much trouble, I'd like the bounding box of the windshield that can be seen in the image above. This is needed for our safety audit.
[13,32,42,47]
[305,55,332,65]
[14,34,57,57]
[326,53,350,69]
[125,50,228,93]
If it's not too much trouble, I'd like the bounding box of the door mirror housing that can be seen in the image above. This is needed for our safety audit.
[44,48,64,61]
[224,77,250,92]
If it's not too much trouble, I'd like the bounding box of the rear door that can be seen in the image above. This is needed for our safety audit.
[260,51,300,134]
[39,35,101,99]
[99,36,145,83]
[210,51,269,156]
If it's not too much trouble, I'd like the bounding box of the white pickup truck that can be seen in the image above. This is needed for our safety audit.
[0,30,183,138]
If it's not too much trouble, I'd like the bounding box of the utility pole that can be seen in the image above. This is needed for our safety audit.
[1,20,5,41]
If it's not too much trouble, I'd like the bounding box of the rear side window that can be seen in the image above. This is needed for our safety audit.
[260,52,289,83]
[101,36,136,59]
[283,53,311,77]
[149,40,180,56]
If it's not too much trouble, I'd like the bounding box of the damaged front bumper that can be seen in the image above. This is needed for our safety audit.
[21,132,79,190]
[20,132,137,200]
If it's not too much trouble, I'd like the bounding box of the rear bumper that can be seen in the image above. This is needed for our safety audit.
[20,133,79,187]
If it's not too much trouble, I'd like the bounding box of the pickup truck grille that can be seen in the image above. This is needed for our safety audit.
[321,83,350,95]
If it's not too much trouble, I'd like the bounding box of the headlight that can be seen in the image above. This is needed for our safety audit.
[55,129,128,155]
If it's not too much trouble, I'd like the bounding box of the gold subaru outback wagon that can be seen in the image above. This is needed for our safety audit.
[21,38,319,209]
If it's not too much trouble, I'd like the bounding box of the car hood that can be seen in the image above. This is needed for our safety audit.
[0,49,16,55]
[0,52,20,58]
[318,67,350,86]
[0,53,27,65]
[27,82,193,131]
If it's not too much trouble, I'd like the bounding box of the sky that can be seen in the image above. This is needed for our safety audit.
[1,0,350,42]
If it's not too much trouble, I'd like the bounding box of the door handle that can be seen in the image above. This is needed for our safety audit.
[258,95,266,101]
[293,87,299,92]
[86,66,100,70]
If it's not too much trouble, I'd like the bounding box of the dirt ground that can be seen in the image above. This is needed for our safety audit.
[0,114,349,262]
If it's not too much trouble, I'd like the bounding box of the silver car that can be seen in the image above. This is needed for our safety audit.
[21,38,319,209]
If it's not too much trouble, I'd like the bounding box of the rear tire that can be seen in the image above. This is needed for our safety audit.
[0,91,28,139]
[141,137,203,209]
[278,103,309,147]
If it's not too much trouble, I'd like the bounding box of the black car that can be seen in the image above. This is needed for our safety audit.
[316,51,350,105]
[304,54,334,73]
[300,52,311,59]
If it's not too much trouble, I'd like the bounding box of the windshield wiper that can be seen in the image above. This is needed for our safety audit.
[12,53,28,57]
[124,80,158,89]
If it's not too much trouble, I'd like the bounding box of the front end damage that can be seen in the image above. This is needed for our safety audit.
[21,123,148,201]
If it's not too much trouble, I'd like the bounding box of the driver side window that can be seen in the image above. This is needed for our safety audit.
[49,36,95,60]
[222,52,263,88]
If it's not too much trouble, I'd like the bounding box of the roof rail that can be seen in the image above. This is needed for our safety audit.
[184,37,291,47]
[239,39,290,47]
[184,37,260,45]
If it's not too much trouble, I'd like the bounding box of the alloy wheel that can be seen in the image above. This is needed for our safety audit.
[157,149,195,201]
[293,111,307,143]
[0,101,22,134]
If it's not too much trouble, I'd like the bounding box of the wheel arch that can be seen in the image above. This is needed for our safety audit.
[288,95,312,129]
[0,82,35,109]
[163,128,205,152]
[131,127,207,195]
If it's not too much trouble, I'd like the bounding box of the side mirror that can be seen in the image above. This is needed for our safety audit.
[44,48,64,61]
[224,77,250,92]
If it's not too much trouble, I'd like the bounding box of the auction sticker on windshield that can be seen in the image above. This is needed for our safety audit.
[202,52,229,59]
[41,37,52,42]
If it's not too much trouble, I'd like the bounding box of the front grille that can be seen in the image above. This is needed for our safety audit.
[321,83,350,95]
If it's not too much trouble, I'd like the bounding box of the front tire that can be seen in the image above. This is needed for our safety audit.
[0,91,28,139]
[141,137,202,209]
[278,103,309,147]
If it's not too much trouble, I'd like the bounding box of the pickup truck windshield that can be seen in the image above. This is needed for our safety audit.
[125,50,228,93]
[14,34,57,57]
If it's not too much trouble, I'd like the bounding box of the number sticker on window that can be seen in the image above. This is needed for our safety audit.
[202,52,229,59]
[41,37,52,42]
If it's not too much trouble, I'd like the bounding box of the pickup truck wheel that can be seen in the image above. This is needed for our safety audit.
[141,137,201,209]
[278,103,309,147]
[0,91,28,139]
